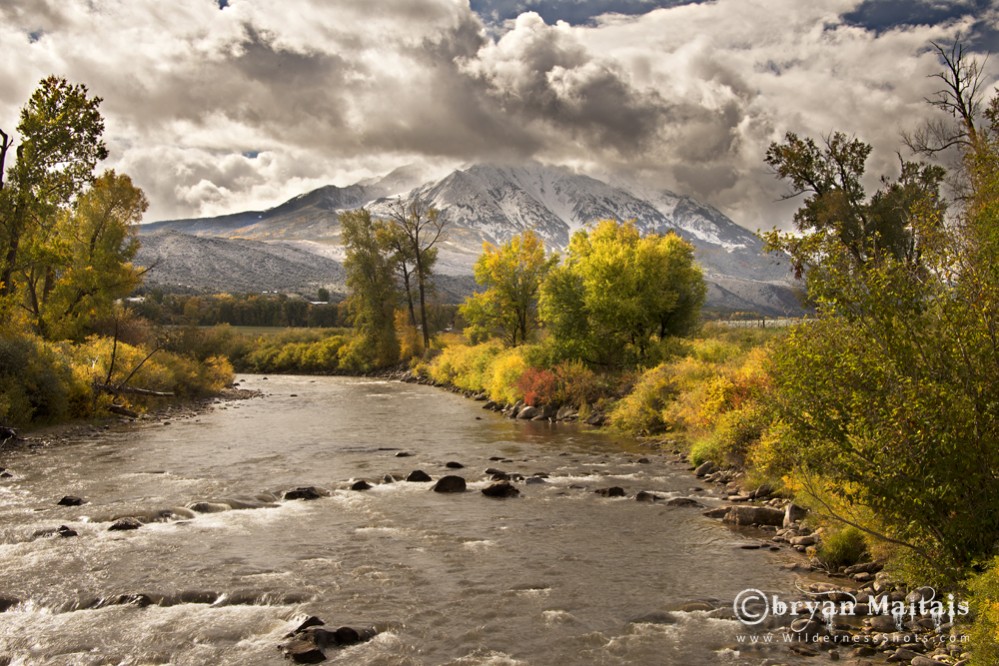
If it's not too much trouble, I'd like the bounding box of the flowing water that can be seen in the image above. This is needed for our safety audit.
[0,375,821,665]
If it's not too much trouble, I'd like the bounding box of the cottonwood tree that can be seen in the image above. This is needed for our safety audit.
[461,230,556,346]
[0,77,108,307]
[29,170,148,340]
[340,209,399,369]
[385,197,445,350]
[759,44,999,584]
[539,220,705,368]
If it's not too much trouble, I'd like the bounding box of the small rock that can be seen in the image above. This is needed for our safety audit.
[108,517,142,531]
[57,525,78,538]
[395,451,413,458]
[283,638,326,664]
[0,595,20,611]
[635,491,663,502]
[445,461,464,469]
[488,456,505,461]
[482,481,520,498]
[525,476,546,485]
[432,476,467,493]
[595,487,626,497]
[693,461,718,477]
[887,647,922,663]
[844,561,883,576]
[783,502,808,527]
[702,506,731,519]
[637,457,651,464]
[909,658,941,666]
[58,495,86,506]
[723,505,785,527]
[517,406,539,420]
[350,480,372,491]
[629,611,677,625]
[789,534,818,547]
[867,614,900,632]
[665,497,704,508]
[406,470,432,483]
[284,487,327,501]
[287,616,325,636]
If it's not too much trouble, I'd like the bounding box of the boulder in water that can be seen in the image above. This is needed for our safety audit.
[594,487,626,498]
[482,481,520,498]
[665,497,705,508]
[432,476,467,493]
[406,470,432,483]
[445,461,464,469]
[284,487,328,501]
[281,617,378,663]
[188,501,230,513]
[57,525,78,538]
[108,517,142,531]
[58,495,86,506]
[350,480,373,491]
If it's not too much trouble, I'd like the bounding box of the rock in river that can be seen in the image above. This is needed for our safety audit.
[350,480,372,491]
[284,487,328,501]
[482,481,520,498]
[406,470,432,483]
[722,505,785,527]
[58,495,86,506]
[108,517,142,531]
[595,487,626,498]
[280,616,378,663]
[665,497,704,508]
[432,476,467,493]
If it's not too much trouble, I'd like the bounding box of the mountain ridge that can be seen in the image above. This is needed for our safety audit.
[137,162,802,315]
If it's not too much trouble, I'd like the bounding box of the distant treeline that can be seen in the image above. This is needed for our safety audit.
[131,290,462,331]
[131,291,345,328]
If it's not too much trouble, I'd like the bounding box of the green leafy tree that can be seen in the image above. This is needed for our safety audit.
[26,170,147,340]
[539,220,705,367]
[461,230,556,345]
[759,47,999,584]
[0,76,108,307]
[340,209,399,369]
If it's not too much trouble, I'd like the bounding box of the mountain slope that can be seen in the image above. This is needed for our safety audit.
[139,162,802,314]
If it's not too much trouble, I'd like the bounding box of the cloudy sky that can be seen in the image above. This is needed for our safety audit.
[1,0,997,230]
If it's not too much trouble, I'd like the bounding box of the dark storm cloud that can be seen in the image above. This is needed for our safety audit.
[459,13,674,155]
[2,0,995,228]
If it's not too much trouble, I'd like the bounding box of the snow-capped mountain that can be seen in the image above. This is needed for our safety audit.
[138,162,801,314]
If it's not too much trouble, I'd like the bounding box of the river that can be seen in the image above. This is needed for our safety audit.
[0,375,821,665]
